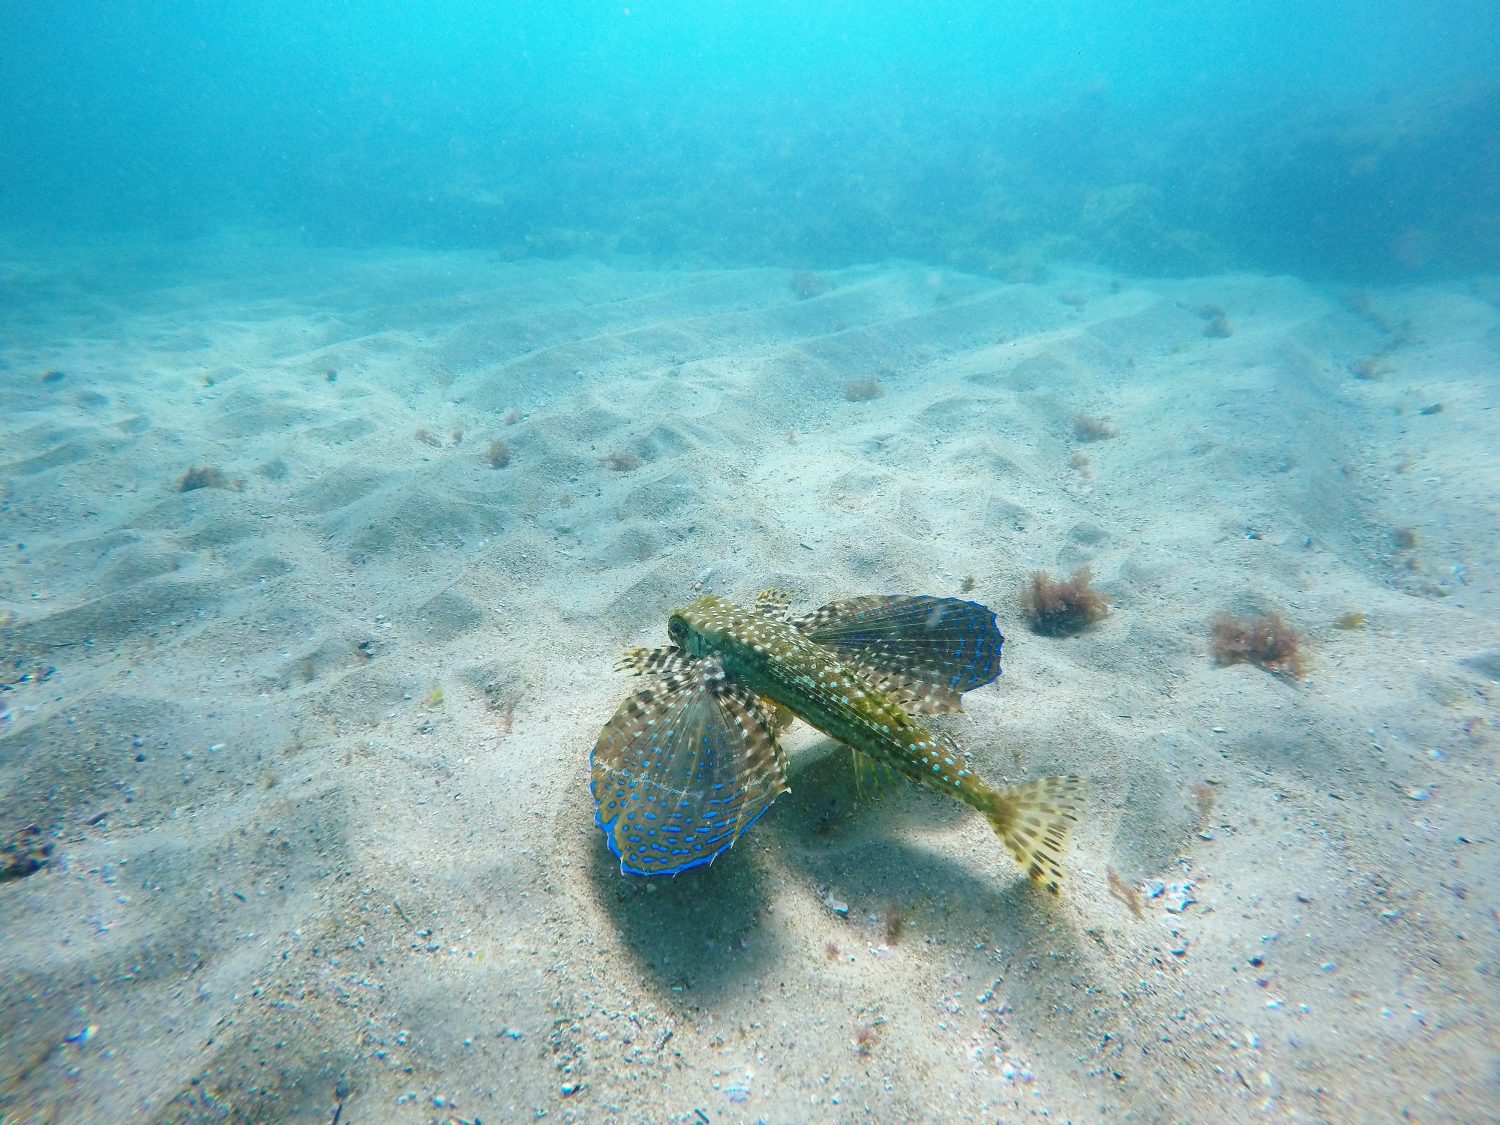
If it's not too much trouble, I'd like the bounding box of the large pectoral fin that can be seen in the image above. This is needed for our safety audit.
[792,595,1004,713]
[590,658,789,876]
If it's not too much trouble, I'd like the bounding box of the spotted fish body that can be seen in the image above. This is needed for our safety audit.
[590,592,1081,888]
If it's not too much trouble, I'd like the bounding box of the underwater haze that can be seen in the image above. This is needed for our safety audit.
[4,0,1500,277]
[3,3,1500,1124]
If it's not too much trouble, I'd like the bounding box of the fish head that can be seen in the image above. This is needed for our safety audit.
[667,594,742,661]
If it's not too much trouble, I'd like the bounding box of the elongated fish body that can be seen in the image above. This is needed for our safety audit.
[591,591,1081,887]
[673,596,987,802]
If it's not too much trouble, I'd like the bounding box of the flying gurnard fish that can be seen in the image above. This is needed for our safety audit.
[590,590,1082,890]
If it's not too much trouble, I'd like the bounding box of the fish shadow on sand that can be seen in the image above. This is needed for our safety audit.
[582,818,788,1006]
[579,743,1127,1088]
[578,720,1101,1038]
[774,744,1076,933]
[765,744,1116,1061]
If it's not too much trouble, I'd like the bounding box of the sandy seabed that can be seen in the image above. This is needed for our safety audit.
[1,238,1497,1123]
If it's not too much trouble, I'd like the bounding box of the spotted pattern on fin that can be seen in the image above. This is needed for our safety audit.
[754,589,795,620]
[616,645,691,678]
[792,595,1004,714]
[591,657,789,876]
[987,775,1083,894]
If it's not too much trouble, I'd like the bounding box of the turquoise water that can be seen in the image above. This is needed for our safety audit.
[2,5,1498,1122]
[3,1,1498,277]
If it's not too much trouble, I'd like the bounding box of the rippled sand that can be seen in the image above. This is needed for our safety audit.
[2,239,1496,1122]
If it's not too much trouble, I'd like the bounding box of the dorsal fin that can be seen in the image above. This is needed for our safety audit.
[754,589,795,620]
[792,595,1004,714]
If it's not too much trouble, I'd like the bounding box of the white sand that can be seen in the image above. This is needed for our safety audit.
[2,238,1496,1122]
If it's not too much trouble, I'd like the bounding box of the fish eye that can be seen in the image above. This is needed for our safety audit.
[668,618,685,645]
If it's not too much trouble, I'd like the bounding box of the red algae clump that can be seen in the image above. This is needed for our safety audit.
[1022,567,1109,636]
[1211,612,1306,680]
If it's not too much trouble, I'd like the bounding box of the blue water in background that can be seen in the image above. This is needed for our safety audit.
[2,1,1498,280]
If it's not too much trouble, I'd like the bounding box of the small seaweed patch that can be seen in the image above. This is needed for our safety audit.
[791,271,831,299]
[843,376,884,402]
[1350,356,1393,381]
[1107,868,1144,920]
[1211,612,1306,679]
[1072,413,1117,442]
[1,824,53,882]
[882,904,909,946]
[1193,303,1234,337]
[1022,567,1109,636]
[602,450,643,472]
[486,439,512,469]
[1189,780,1217,828]
[177,466,243,492]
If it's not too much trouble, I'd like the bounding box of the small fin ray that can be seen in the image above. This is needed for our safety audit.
[754,588,795,620]
[850,749,904,800]
[616,645,692,678]
[762,698,797,734]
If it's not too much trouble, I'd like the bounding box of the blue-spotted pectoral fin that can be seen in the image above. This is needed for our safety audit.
[792,595,1004,713]
[590,658,790,876]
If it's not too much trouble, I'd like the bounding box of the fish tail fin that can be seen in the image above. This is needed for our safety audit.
[985,775,1083,893]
